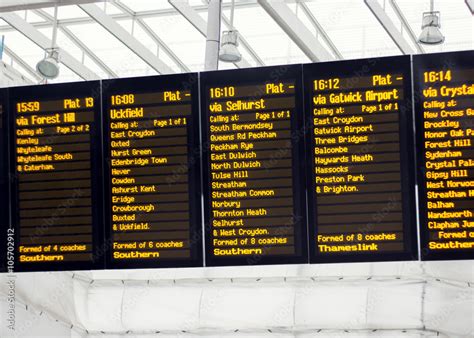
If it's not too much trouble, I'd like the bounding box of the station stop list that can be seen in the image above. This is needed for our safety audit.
[103,74,202,269]
[415,52,474,261]
[305,56,417,263]
[10,82,103,271]
[201,66,307,266]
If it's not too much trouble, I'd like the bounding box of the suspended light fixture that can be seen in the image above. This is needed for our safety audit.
[219,0,242,63]
[418,0,444,45]
[219,30,241,62]
[37,5,60,79]
[37,48,60,79]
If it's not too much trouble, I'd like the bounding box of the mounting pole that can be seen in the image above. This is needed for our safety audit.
[51,5,58,48]
[204,0,221,71]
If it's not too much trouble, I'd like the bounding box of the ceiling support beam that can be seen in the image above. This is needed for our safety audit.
[466,0,474,14]
[0,11,99,80]
[0,60,35,85]
[365,0,415,54]
[299,3,342,59]
[112,1,190,73]
[61,25,118,77]
[34,9,118,78]
[136,19,190,72]
[0,0,101,13]
[389,0,424,54]
[78,3,174,74]
[257,0,334,62]
[0,3,261,32]
[169,0,207,36]
[169,0,251,68]
[3,45,41,82]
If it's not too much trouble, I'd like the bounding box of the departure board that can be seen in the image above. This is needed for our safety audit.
[304,56,417,263]
[9,82,104,272]
[201,65,308,266]
[415,51,474,261]
[103,74,202,269]
[0,89,8,273]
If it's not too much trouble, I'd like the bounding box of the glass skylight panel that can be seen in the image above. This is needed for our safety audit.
[305,0,400,59]
[142,15,206,72]
[118,0,174,13]
[43,5,89,20]
[233,5,309,65]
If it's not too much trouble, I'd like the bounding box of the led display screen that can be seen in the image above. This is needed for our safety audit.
[201,65,308,266]
[4,52,471,270]
[414,51,474,261]
[9,82,104,272]
[103,74,203,269]
[304,56,418,263]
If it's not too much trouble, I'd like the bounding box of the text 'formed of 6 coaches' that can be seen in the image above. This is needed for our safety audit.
[0,51,473,273]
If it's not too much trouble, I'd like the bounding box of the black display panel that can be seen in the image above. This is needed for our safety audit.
[201,65,308,266]
[414,51,474,261]
[0,89,8,273]
[9,81,104,272]
[304,56,418,263]
[103,74,202,269]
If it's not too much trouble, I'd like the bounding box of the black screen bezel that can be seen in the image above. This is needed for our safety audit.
[200,64,309,267]
[9,81,105,272]
[102,73,204,269]
[304,55,419,263]
[414,51,474,261]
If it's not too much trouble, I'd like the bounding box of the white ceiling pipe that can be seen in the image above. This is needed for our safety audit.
[204,0,221,71]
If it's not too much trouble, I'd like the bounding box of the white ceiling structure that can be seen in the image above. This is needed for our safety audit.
[0,0,472,84]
